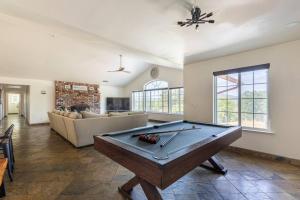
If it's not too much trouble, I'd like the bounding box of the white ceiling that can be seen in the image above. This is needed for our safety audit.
[0,0,300,86]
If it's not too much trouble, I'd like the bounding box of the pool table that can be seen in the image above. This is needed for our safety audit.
[94,120,242,200]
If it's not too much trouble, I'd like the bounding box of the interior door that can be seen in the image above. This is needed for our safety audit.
[8,93,20,114]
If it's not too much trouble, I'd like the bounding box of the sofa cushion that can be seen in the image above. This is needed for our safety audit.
[81,111,105,119]
[69,112,82,119]
[63,111,70,117]
[53,109,60,114]
[110,112,129,116]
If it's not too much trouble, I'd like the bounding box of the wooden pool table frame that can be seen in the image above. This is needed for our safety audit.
[94,120,242,200]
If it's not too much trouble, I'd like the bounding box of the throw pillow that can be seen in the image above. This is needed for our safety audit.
[69,112,82,119]
[81,111,103,118]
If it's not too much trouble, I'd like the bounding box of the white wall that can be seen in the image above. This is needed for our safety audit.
[0,76,54,124]
[124,66,183,95]
[184,40,300,160]
[100,85,124,114]
[124,66,184,121]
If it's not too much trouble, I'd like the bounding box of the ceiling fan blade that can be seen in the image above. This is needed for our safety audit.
[107,69,121,72]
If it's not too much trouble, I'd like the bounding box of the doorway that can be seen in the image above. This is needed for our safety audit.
[8,93,20,114]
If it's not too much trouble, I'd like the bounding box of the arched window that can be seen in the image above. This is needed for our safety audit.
[144,80,168,90]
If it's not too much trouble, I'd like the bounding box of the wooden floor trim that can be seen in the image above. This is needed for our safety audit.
[226,146,300,167]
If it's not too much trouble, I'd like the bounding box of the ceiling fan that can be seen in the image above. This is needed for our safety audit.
[107,55,131,74]
[177,0,215,29]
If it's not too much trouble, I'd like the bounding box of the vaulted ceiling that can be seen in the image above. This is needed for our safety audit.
[0,0,300,86]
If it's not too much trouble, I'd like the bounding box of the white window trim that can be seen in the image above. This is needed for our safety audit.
[213,65,271,132]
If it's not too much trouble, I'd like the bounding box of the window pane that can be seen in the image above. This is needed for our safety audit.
[254,114,268,129]
[132,91,144,111]
[228,99,238,112]
[217,75,227,86]
[217,112,227,124]
[254,69,268,84]
[228,86,238,99]
[217,87,227,99]
[241,99,253,113]
[145,80,168,90]
[145,91,151,112]
[228,112,238,126]
[242,113,253,128]
[241,71,253,85]
[254,99,267,114]
[227,73,239,86]
[217,100,227,112]
[170,88,184,114]
[241,85,253,98]
[254,84,267,98]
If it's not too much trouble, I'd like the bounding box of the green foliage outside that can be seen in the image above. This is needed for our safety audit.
[217,88,267,128]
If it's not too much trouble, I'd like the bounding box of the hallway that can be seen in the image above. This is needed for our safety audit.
[0,115,300,200]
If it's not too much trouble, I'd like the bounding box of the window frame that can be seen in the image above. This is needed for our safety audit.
[213,63,271,132]
[131,86,184,115]
[169,87,184,114]
[131,91,144,112]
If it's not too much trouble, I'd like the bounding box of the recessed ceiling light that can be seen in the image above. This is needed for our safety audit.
[287,21,300,28]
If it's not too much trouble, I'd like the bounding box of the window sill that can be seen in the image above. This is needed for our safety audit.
[242,128,274,134]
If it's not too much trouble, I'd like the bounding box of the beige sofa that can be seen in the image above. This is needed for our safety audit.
[48,112,148,147]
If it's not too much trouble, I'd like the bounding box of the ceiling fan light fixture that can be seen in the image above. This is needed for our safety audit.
[177,5,215,29]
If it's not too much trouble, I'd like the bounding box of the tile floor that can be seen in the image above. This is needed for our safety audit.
[0,115,300,200]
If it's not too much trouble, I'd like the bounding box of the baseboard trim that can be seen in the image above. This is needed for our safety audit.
[148,119,167,123]
[225,146,300,167]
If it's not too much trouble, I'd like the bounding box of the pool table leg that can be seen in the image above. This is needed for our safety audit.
[139,178,162,200]
[200,156,228,175]
[118,176,139,198]
[118,176,162,200]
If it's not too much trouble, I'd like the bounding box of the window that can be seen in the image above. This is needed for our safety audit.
[214,64,270,130]
[170,88,184,114]
[132,91,144,111]
[145,89,169,113]
[131,80,184,114]
[144,80,168,90]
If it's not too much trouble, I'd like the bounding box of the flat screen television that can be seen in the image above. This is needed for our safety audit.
[106,97,130,112]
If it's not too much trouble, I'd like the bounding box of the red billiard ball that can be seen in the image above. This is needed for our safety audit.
[139,134,147,141]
